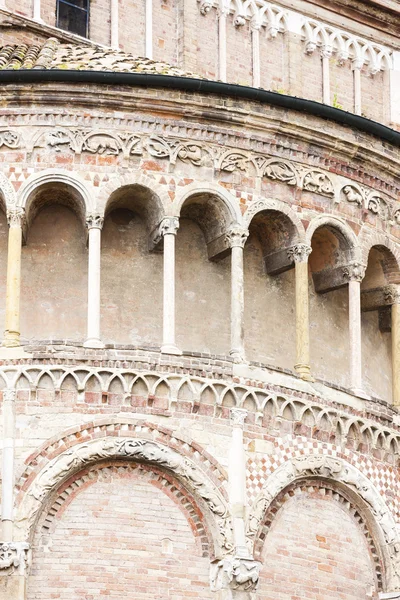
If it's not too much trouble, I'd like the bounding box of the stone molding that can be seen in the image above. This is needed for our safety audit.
[0,128,396,228]
[16,437,233,554]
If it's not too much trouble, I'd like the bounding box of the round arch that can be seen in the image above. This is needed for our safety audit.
[95,171,169,222]
[244,197,306,242]
[15,436,232,559]
[247,454,399,593]
[306,214,361,262]
[17,169,93,228]
[358,229,400,282]
[173,181,242,224]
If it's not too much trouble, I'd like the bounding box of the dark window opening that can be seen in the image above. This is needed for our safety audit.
[56,0,89,38]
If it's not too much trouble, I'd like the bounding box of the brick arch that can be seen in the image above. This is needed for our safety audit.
[244,197,306,242]
[359,229,400,284]
[247,454,399,593]
[95,171,169,223]
[173,181,242,225]
[305,214,361,262]
[37,461,212,557]
[16,419,228,497]
[15,435,231,558]
[17,169,93,229]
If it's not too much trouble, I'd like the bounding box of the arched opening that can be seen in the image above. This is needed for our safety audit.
[244,209,297,369]
[20,183,87,342]
[308,223,355,387]
[175,192,232,355]
[101,185,164,346]
[27,461,214,600]
[257,481,380,599]
[360,245,400,401]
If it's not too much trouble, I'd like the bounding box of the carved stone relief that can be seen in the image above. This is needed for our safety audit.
[210,556,261,592]
[0,542,30,575]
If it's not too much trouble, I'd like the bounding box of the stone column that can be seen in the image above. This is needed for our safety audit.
[3,209,25,349]
[288,244,313,381]
[210,407,260,598]
[389,287,400,407]
[226,227,249,363]
[251,20,261,88]
[343,263,366,394]
[352,58,363,115]
[218,6,228,82]
[145,0,153,59]
[1,389,15,541]
[321,46,332,105]
[159,217,181,355]
[110,0,119,48]
[33,0,42,21]
[84,214,104,349]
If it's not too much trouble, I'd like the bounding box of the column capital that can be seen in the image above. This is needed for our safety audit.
[0,542,30,575]
[320,45,333,59]
[225,226,249,249]
[352,57,364,71]
[384,285,400,305]
[6,207,25,228]
[230,407,247,426]
[3,389,16,402]
[342,262,366,283]
[86,213,104,230]
[211,556,261,592]
[287,244,312,263]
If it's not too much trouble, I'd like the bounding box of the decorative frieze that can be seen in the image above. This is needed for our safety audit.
[0,130,20,150]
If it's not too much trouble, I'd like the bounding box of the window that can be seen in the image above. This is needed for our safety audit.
[56,0,89,38]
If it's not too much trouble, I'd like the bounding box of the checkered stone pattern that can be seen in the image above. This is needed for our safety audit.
[246,435,400,521]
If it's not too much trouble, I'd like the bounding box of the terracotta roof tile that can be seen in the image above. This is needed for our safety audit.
[0,37,201,77]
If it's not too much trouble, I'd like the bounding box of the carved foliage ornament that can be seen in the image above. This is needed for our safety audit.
[342,262,366,283]
[0,130,20,150]
[7,207,25,228]
[23,438,233,552]
[287,244,312,263]
[86,214,104,230]
[225,226,248,249]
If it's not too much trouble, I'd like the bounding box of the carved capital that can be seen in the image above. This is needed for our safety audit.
[231,408,247,426]
[384,286,400,306]
[3,389,16,402]
[287,244,312,263]
[225,226,249,249]
[0,542,30,575]
[86,213,104,230]
[7,207,25,228]
[320,45,333,59]
[149,217,179,249]
[342,262,366,283]
[211,557,261,592]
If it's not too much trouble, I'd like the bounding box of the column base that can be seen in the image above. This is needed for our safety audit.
[83,338,105,349]
[2,332,20,348]
[294,363,315,382]
[229,350,246,364]
[350,387,371,400]
[161,344,182,356]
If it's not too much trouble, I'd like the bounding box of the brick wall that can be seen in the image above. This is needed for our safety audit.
[258,488,378,599]
[27,463,213,600]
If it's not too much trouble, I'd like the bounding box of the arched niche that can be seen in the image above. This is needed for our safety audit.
[15,436,231,559]
[360,244,400,402]
[247,455,399,597]
[101,184,164,346]
[243,205,301,369]
[20,180,88,343]
[307,218,358,388]
[175,191,234,355]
